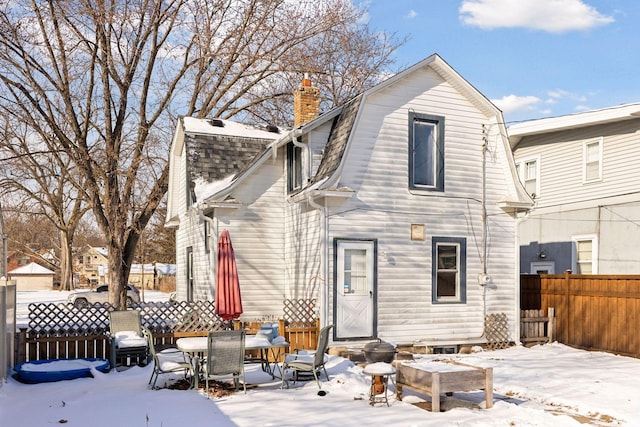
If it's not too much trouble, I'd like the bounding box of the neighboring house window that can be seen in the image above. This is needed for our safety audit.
[432,237,466,303]
[572,235,598,274]
[409,112,445,191]
[287,140,303,192]
[583,138,602,182]
[516,157,540,198]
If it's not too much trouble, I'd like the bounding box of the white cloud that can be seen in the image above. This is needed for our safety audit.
[575,104,591,112]
[459,0,614,33]
[547,89,571,99]
[406,10,418,19]
[492,94,541,115]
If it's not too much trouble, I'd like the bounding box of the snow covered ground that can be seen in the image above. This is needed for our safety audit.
[2,290,639,426]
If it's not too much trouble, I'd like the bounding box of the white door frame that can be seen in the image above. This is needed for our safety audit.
[333,239,377,340]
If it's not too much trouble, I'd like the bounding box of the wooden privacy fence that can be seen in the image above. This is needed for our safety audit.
[521,272,640,358]
[16,298,320,365]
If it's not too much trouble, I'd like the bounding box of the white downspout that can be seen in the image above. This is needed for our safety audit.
[200,211,217,301]
[291,130,311,179]
[308,193,328,328]
[514,212,528,345]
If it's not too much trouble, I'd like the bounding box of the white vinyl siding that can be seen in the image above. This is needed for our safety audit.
[325,67,519,344]
[514,120,639,209]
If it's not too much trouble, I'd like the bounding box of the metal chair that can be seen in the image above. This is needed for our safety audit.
[143,327,193,389]
[281,325,333,389]
[204,330,246,396]
[109,310,148,369]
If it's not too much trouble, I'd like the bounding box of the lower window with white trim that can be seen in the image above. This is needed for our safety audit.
[432,237,466,303]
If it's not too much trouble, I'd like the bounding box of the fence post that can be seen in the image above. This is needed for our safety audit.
[1,279,16,385]
[563,270,571,343]
[547,307,555,342]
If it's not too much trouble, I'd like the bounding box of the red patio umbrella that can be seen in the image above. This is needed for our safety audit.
[215,230,243,321]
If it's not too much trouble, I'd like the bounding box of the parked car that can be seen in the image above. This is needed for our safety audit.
[67,284,141,307]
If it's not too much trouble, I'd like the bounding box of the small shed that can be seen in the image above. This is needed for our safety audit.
[9,262,55,290]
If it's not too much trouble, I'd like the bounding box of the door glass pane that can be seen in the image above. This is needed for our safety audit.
[344,249,367,294]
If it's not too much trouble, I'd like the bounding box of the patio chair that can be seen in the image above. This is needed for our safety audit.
[281,324,333,390]
[143,327,193,389]
[109,310,148,369]
[204,330,246,396]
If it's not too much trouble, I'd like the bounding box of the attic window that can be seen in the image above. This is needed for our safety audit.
[287,141,303,193]
[409,112,445,192]
[208,119,224,127]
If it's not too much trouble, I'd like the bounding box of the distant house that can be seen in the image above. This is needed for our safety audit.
[8,262,55,290]
[7,248,56,273]
[128,263,176,290]
[509,102,640,274]
[74,245,108,285]
[166,54,531,347]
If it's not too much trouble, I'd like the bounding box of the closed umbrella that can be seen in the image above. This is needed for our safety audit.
[215,230,243,321]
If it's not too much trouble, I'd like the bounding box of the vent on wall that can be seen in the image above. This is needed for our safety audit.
[207,118,224,127]
[265,124,279,134]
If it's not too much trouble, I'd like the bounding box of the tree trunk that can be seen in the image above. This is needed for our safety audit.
[107,245,133,310]
[59,229,74,291]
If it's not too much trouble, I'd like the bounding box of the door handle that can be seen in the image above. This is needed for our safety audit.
[369,290,373,298]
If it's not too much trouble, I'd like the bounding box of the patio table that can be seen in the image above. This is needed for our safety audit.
[176,335,289,388]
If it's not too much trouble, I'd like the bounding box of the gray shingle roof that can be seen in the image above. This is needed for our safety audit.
[310,94,362,185]
[182,117,280,202]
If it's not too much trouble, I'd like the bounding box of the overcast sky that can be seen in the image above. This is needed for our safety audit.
[362,0,639,123]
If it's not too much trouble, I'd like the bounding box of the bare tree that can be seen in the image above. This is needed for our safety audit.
[0,0,403,308]
[0,119,90,290]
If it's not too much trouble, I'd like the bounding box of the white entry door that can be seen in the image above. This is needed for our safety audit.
[335,240,375,339]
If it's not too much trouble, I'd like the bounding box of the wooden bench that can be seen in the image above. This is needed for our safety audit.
[395,360,493,412]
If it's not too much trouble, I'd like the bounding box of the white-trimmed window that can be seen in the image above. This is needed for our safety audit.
[432,237,466,303]
[515,157,540,199]
[409,112,445,192]
[572,235,598,274]
[287,140,303,192]
[583,138,603,182]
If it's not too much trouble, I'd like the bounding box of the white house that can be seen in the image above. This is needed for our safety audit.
[509,102,640,275]
[166,54,532,348]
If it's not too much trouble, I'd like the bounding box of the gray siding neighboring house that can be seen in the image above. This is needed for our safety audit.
[166,53,531,348]
[509,102,640,275]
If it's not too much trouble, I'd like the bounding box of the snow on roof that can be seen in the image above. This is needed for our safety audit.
[129,264,155,274]
[9,262,54,275]
[182,116,282,140]
[93,247,108,258]
[193,174,235,203]
[155,263,176,275]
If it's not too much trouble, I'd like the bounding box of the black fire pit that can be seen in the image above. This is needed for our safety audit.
[362,340,396,363]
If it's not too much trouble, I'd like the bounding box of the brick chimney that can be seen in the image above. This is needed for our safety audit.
[293,74,320,127]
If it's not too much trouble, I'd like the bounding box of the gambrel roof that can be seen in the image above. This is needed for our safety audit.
[167,53,532,215]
